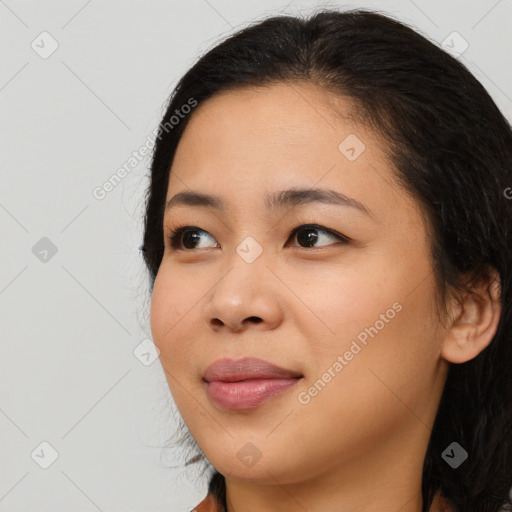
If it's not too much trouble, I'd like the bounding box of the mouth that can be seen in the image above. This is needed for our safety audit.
[202,357,303,410]
[203,377,303,410]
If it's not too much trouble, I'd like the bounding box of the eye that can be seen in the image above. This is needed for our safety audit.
[167,226,218,250]
[167,223,349,251]
[286,224,349,248]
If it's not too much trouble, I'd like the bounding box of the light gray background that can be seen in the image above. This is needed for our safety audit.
[1,1,511,511]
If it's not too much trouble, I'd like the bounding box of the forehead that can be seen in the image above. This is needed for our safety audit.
[176,82,369,158]
[167,82,420,227]
[172,83,376,178]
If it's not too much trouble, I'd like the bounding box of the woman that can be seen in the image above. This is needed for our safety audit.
[141,8,512,512]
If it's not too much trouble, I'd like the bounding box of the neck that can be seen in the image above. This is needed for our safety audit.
[224,419,429,512]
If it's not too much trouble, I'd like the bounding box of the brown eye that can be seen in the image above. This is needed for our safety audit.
[168,227,218,250]
[288,225,349,248]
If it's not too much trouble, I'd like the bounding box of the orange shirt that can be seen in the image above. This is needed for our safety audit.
[191,489,455,511]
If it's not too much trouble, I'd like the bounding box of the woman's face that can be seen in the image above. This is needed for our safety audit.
[150,82,450,498]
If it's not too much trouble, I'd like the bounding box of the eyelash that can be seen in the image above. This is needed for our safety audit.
[166,223,350,251]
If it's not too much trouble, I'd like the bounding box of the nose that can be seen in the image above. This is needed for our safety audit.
[202,258,284,334]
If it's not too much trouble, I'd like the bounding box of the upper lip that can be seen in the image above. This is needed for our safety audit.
[203,357,303,383]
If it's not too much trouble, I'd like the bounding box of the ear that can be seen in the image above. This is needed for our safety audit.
[441,267,502,364]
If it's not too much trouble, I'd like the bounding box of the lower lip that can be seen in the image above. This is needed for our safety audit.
[204,378,302,410]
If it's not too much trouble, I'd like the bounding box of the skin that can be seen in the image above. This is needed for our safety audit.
[150,82,502,512]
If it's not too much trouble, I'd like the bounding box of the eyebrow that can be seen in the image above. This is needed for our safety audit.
[165,187,372,217]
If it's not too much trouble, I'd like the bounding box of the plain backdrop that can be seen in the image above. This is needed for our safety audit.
[1,1,511,511]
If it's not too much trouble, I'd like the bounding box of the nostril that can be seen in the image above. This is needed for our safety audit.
[209,316,262,330]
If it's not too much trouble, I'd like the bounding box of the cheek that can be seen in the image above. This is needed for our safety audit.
[286,278,440,469]
[313,283,439,423]
[300,254,440,405]
[149,273,171,352]
[150,267,195,368]
[150,271,205,419]
[292,264,401,358]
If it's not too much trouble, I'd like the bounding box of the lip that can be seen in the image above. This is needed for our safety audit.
[203,357,303,410]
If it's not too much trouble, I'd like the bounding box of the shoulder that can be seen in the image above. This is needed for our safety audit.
[192,493,223,512]
[191,489,454,512]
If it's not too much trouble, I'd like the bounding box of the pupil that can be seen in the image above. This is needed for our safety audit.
[183,231,200,249]
[297,228,318,247]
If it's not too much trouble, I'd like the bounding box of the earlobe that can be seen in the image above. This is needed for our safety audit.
[441,268,502,364]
